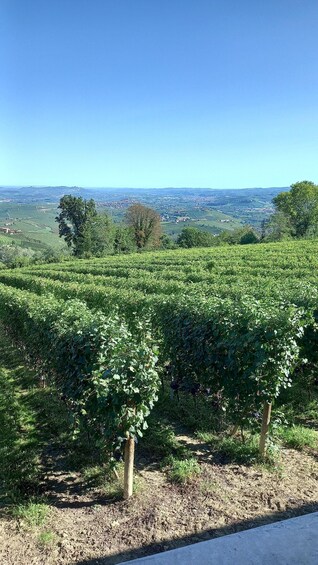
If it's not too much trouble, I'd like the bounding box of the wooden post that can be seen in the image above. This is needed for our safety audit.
[124,436,135,499]
[259,401,272,457]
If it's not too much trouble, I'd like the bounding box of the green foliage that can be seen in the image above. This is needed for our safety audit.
[261,212,293,242]
[80,213,115,257]
[213,436,259,464]
[0,285,160,455]
[277,425,318,450]
[90,319,160,449]
[0,239,317,436]
[0,244,35,268]
[217,225,260,245]
[56,195,97,255]
[12,501,50,528]
[125,203,162,249]
[239,229,260,244]
[177,227,216,248]
[160,233,177,249]
[164,456,201,484]
[141,418,191,458]
[114,225,136,253]
[157,295,306,426]
[273,180,318,238]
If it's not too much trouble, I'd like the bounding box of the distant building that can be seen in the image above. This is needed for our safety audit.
[176,216,190,223]
[0,227,21,234]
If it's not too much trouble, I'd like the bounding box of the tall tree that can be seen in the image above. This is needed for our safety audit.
[273,180,318,238]
[81,213,115,257]
[125,203,161,249]
[55,195,97,256]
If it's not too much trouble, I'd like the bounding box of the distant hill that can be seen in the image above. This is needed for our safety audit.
[0,185,288,246]
[0,185,288,204]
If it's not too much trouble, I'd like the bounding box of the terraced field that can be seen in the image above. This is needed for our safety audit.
[1,239,318,302]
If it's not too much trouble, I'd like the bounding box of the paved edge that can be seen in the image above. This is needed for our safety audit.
[121,512,318,564]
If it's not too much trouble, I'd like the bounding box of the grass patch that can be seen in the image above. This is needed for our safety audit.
[216,436,260,464]
[277,425,318,450]
[155,389,226,435]
[196,431,217,443]
[141,418,191,459]
[82,464,122,498]
[37,531,57,547]
[164,456,201,484]
[0,322,110,506]
[0,324,77,504]
[82,462,144,498]
[101,463,144,498]
[197,432,260,465]
[12,501,50,528]
[0,364,43,502]
[82,465,106,485]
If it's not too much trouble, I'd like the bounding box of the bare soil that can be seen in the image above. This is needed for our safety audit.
[1,436,318,565]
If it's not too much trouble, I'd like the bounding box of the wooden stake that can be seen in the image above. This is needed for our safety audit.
[124,437,135,499]
[259,401,272,457]
[113,467,120,480]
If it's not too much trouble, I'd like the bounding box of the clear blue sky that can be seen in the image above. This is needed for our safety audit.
[1,0,318,188]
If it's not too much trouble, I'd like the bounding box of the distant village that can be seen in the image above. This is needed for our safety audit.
[0,223,22,235]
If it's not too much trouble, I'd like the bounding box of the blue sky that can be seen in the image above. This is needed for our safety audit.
[1,0,318,188]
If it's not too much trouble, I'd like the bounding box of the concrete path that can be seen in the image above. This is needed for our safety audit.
[122,512,318,564]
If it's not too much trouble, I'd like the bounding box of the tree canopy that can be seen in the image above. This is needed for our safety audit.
[177,227,216,248]
[56,195,116,257]
[273,180,318,238]
[125,203,161,249]
[56,195,98,256]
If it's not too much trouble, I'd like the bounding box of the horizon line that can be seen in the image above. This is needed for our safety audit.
[0,185,289,190]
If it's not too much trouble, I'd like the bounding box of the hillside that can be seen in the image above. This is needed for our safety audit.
[0,239,317,564]
[2,238,316,303]
[0,186,286,247]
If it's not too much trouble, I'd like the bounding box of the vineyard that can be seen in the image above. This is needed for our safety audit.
[0,239,318,561]
[1,239,318,467]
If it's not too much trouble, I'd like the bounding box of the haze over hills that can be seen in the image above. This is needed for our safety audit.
[0,185,287,203]
[0,185,287,249]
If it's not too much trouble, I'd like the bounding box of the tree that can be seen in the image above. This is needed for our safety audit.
[0,244,35,268]
[56,195,114,257]
[160,233,177,249]
[81,213,115,257]
[217,225,259,246]
[261,212,293,242]
[125,204,161,249]
[113,225,136,254]
[177,227,216,248]
[273,180,318,238]
[239,229,260,245]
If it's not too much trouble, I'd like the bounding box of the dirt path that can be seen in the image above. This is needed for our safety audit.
[1,440,318,565]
